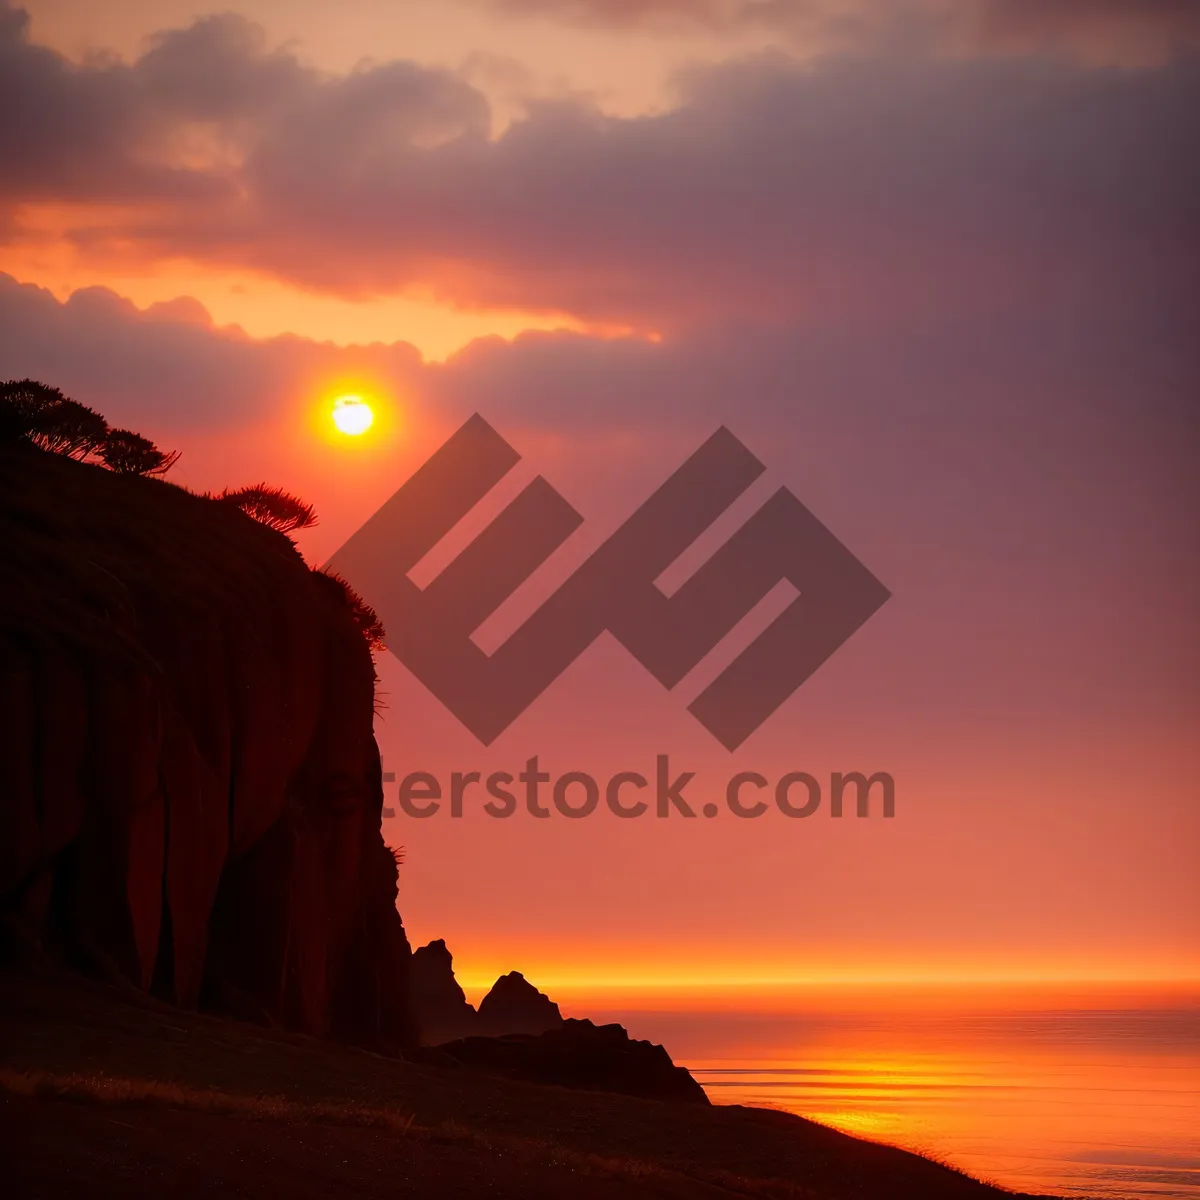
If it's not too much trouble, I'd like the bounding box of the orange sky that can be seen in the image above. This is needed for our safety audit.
[2,0,1198,990]
[1,209,638,359]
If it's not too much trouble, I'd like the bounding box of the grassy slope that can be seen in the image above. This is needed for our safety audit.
[0,966,1059,1199]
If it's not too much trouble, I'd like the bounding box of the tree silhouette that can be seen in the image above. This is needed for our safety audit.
[219,484,318,534]
[0,379,108,458]
[101,428,181,476]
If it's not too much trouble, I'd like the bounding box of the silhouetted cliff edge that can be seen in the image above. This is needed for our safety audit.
[410,941,564,1043]
[426,1018,710,1105]
[478,970,564,1036]
[407,940,707,1104]
[409,938,478,1042]
[0,441,415,1047]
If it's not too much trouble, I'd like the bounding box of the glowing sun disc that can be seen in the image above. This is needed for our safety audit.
[332,395,373,436]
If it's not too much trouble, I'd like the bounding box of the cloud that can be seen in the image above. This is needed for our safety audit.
[479,0,1200,63]
[967,0,1200,63]
[480,0,742,28]
[3,2,1198,332]
[0,273,423,434]
[0,4,486,206]
[1,269,1195,750]
[4,265,1194,478]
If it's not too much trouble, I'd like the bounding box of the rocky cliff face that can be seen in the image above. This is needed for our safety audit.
[0,443,415,1047]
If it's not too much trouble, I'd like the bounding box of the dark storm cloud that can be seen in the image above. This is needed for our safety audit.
[2,1,1198,328]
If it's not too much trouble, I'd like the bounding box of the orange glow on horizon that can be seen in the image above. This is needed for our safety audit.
[451,960,1200,1005]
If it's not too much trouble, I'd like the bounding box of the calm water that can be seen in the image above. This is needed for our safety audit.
[567,986,1200,1199]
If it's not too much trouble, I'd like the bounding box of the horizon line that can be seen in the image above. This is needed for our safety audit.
[455,972,1200,992]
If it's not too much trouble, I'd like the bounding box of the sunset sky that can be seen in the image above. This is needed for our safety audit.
[2,0,1197,991]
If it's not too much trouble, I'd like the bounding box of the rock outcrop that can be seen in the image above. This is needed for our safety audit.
[477,970,564,1037]
[428,1018,710,1105]
[409,939,479,1045]
[410,943,565,1045]
[0,442,415,1048]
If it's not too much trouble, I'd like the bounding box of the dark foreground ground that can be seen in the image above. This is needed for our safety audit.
[0,966,1059,1199]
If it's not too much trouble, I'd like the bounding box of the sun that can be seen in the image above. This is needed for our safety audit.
[331,394,374,436]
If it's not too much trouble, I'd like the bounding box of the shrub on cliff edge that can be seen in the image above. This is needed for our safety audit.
[101,428,182,476]
[2,378,180,477]
[218,484,319,534]
[0,379,108,459]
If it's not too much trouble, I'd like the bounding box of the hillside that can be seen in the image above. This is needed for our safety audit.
[0,965,1057,1200]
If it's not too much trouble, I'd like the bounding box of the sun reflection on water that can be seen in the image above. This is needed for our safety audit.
[581,988,1200,1199]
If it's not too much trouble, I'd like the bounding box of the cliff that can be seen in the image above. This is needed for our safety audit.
[0,441,415,1046]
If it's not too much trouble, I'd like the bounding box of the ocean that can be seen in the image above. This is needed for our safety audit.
[563,985,1200,1199]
